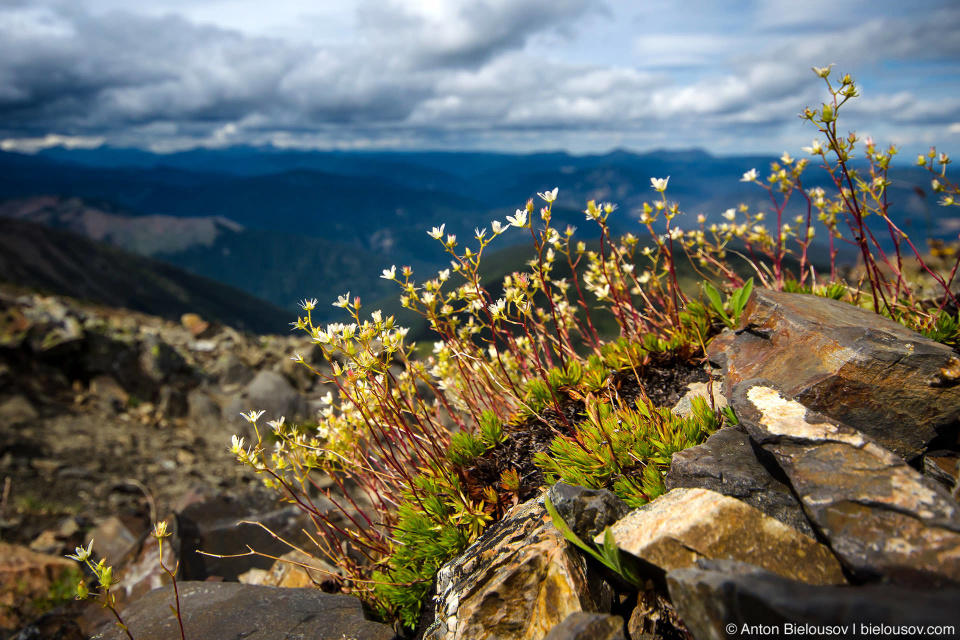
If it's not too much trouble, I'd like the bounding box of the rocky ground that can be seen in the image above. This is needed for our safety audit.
[0,283,336,635]
[4,284,960,640]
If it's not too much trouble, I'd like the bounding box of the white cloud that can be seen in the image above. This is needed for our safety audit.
[1,133,105,153]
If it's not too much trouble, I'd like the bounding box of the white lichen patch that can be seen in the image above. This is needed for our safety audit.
[887,467,956,520]
[747,386,865,446]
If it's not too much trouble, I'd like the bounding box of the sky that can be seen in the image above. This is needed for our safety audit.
[1,0,959,157]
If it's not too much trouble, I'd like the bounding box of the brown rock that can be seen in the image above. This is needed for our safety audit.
[708,289,960,459]
[666,426,815,537]
[423,497,613,640]
[598,488,846,586]
[733,380,960,585]
[0,542,78,629]
[238,549,341,589]
[86,516,145,569]
[0,394,38,426]
[113,522,178,607]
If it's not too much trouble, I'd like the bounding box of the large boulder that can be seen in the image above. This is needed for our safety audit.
[598,488,846,586]
[423,497,613,640]
[708,289,960,459]
[94,582,396,640]
[733,379,960,585]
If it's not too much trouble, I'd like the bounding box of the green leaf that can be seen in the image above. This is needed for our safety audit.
[704,283,729,323]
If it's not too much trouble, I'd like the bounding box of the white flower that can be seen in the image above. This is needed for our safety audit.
[438,269,450,281]
[240,410,265,424]
[669,227,683,240]
[506,209,528,228]
[229,434,245,454]
[320,391,334,405]
[802,140,824,155]
[299,298,317,311]
[741,169,758,182]
[446,234,457,245]
[811,64,835,78]
[538,187,559,203]
[594,284,611,300]
[475,227,486,239]
[267,417,285,432]
[428,224,445,239]
[491,220,504,235]
[290,352,303,363]
[66,540,94,562]
[650,176,670,193]
[333,292,351,308]
[488,298,507,318]
[381,265,397,280]
[722,208,736,221]
[780,152,794,164]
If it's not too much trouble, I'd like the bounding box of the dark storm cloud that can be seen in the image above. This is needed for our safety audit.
[357,0,598,68]
[0,2,305,136]
[0,0,598,144]
[0,0,957,153]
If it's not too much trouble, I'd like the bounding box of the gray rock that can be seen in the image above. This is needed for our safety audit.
[225,370,308,426]
[732,379,960,585]
[671,380,726,419]
[708,289,960,460]
[186,389,221,424]
[546,483,631,541]
[666,427,814,537]
[175,489,320,582]
[667,559,960,640]
[94,582,396,640]
[140,335,188,384]
[215,354,254,390]
[157,386,188,419]
[543,613,625,640]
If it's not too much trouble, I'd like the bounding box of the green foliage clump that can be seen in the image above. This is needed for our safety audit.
[535,395,719,508]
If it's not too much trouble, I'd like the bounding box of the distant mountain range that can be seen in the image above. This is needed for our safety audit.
[0,146,953,319]
[0,217,292,334]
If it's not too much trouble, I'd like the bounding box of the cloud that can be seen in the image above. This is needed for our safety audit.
[0,133,105,153]
[357,0,600,68]
[0,0,957,156]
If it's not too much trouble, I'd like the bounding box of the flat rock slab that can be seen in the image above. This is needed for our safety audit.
[424,497,611,640]
[733,379,960,584]
[708,289,960,459]
[94,582,396,640]
[668,559,960,640]
[598,488,845,586]
[666,427,814,537]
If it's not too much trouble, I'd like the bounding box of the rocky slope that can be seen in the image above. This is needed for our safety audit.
[0,284,341,635]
